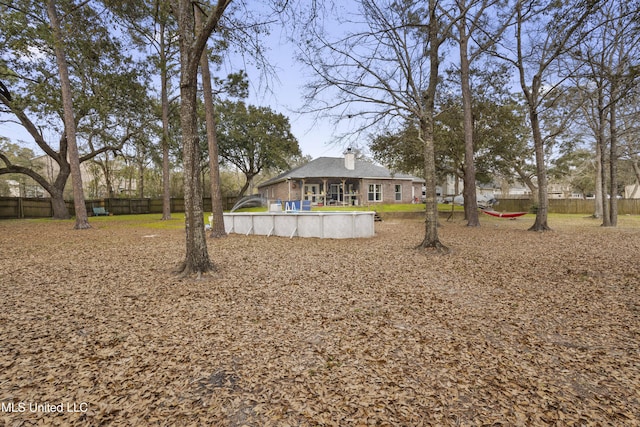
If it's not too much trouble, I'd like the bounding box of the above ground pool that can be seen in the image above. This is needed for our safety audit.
[222,211,375,239]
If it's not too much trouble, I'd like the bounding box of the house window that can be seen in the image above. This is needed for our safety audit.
[395,184,402,201]
[330,184,342,202]
[304,184,319,203]
[368,184,382,202]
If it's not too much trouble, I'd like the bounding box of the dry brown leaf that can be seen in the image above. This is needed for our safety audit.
[0,217,639,425]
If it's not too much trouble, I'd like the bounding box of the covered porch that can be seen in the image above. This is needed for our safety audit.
[298,178,363,207]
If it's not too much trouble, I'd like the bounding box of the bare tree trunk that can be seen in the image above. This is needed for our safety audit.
[50,187,69,219]
[417,0,448,253]
[49,162,72,219]
[43,162,72,219]
[515,34,551,231]
[98,153,115,198]
[515,165,538,204]
[525,178,538,204]
[175,78,214,275]
[608,99,618,226]
[595,85,610,224]
[197,10,226,238]
[632,159,640,186]
[459,20,479,227]
[512,0,596,231]
[138,159,145,199]
[528,108,550,231]
[172,0,231,275]
[237,175,254,198]
[160,22,172,221]
[47,0,90,229]
[419,117,447,252]
[628,160,640,198]
[593,147,603,218]
[598,117,611,226]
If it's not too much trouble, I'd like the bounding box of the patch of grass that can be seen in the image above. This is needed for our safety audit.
[478,211,640,229]
[16,213,213,230]
[438,203,465,212]
[545,213,640,229]
[88,213,188,230]
[10,209,639,230]
[139,216,186,230]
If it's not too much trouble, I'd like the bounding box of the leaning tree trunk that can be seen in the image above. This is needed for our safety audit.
[47,0,89,229]
[197,9,226,238]
[237,174,255,199]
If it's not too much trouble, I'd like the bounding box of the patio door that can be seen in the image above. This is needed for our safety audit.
[329,184,342,203]
[304,184,319,203]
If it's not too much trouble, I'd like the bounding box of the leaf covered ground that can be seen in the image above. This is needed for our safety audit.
[1,215,639,426]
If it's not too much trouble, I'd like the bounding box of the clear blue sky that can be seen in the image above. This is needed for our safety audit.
[227,39,350,159]
[223,15,358,160]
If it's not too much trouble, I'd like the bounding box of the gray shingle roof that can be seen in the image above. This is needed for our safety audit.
[258,157,424,188]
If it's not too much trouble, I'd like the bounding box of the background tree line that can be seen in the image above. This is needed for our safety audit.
[1,0,640,269]
[296,0,640,240]
[0,0,301,220]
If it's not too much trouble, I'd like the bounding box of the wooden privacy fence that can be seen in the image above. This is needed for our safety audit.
[0,196,239,219]
[495,198,640,215]
[2,196,640,219]
[0,197,69,219]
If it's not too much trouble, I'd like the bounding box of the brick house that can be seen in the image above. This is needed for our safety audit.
[257,149,424,206]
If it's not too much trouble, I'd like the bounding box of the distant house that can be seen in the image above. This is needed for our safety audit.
[2,179,46,198]
[258,149,425,206]
[625,184,640,199]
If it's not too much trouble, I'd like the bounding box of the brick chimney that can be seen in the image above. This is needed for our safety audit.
[344,147,355,170]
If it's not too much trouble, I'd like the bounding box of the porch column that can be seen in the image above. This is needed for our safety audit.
[322,178,328,206]
[341,179,347,206]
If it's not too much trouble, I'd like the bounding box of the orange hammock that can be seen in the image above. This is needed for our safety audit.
[482,210,527,218]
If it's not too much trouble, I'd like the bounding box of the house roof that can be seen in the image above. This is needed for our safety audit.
[258,157,424,188]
